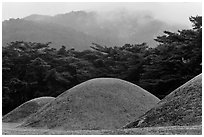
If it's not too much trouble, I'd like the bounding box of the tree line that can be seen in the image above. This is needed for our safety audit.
[2,16,202,115]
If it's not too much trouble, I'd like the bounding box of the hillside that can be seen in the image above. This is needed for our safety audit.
[124,74,202,128]
[20,78,160,130]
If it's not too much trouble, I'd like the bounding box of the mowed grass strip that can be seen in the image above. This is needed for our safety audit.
[2,123,201,135]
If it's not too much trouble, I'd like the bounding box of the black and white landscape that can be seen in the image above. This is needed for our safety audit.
[2,2,202,135]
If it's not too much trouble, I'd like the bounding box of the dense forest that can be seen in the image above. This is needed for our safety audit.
[2,16,202,115]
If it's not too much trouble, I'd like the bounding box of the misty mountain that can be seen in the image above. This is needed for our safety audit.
[2,18,98,50]
[3,11,185,50]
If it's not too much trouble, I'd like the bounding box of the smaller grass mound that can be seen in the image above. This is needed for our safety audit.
[3,97,55,123]
[124,74,202,128]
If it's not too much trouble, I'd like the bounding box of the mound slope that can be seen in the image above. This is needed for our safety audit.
[3,97,55,123]
[21,78,160,130]
[124,74,202,128]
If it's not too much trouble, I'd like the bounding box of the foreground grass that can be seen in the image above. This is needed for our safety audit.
[2,123,202,135]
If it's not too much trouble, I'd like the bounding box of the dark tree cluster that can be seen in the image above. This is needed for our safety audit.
[2,16,202,115]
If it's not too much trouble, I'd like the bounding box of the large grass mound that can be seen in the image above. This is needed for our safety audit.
[21,78,160,130]
[3,97,55,123]
[124,74,202,128]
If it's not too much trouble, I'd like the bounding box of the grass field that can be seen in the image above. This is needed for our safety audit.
[2,122,202,135]
[2,75,202,135]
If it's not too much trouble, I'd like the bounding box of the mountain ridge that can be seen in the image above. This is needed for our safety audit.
[3,10,186,50]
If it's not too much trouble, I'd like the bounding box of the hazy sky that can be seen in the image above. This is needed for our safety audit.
[2,2,202,27]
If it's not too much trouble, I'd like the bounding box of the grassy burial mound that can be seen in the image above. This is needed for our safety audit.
[21,78,160,130]
[3,97,55,123]
[124,74,202,128]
